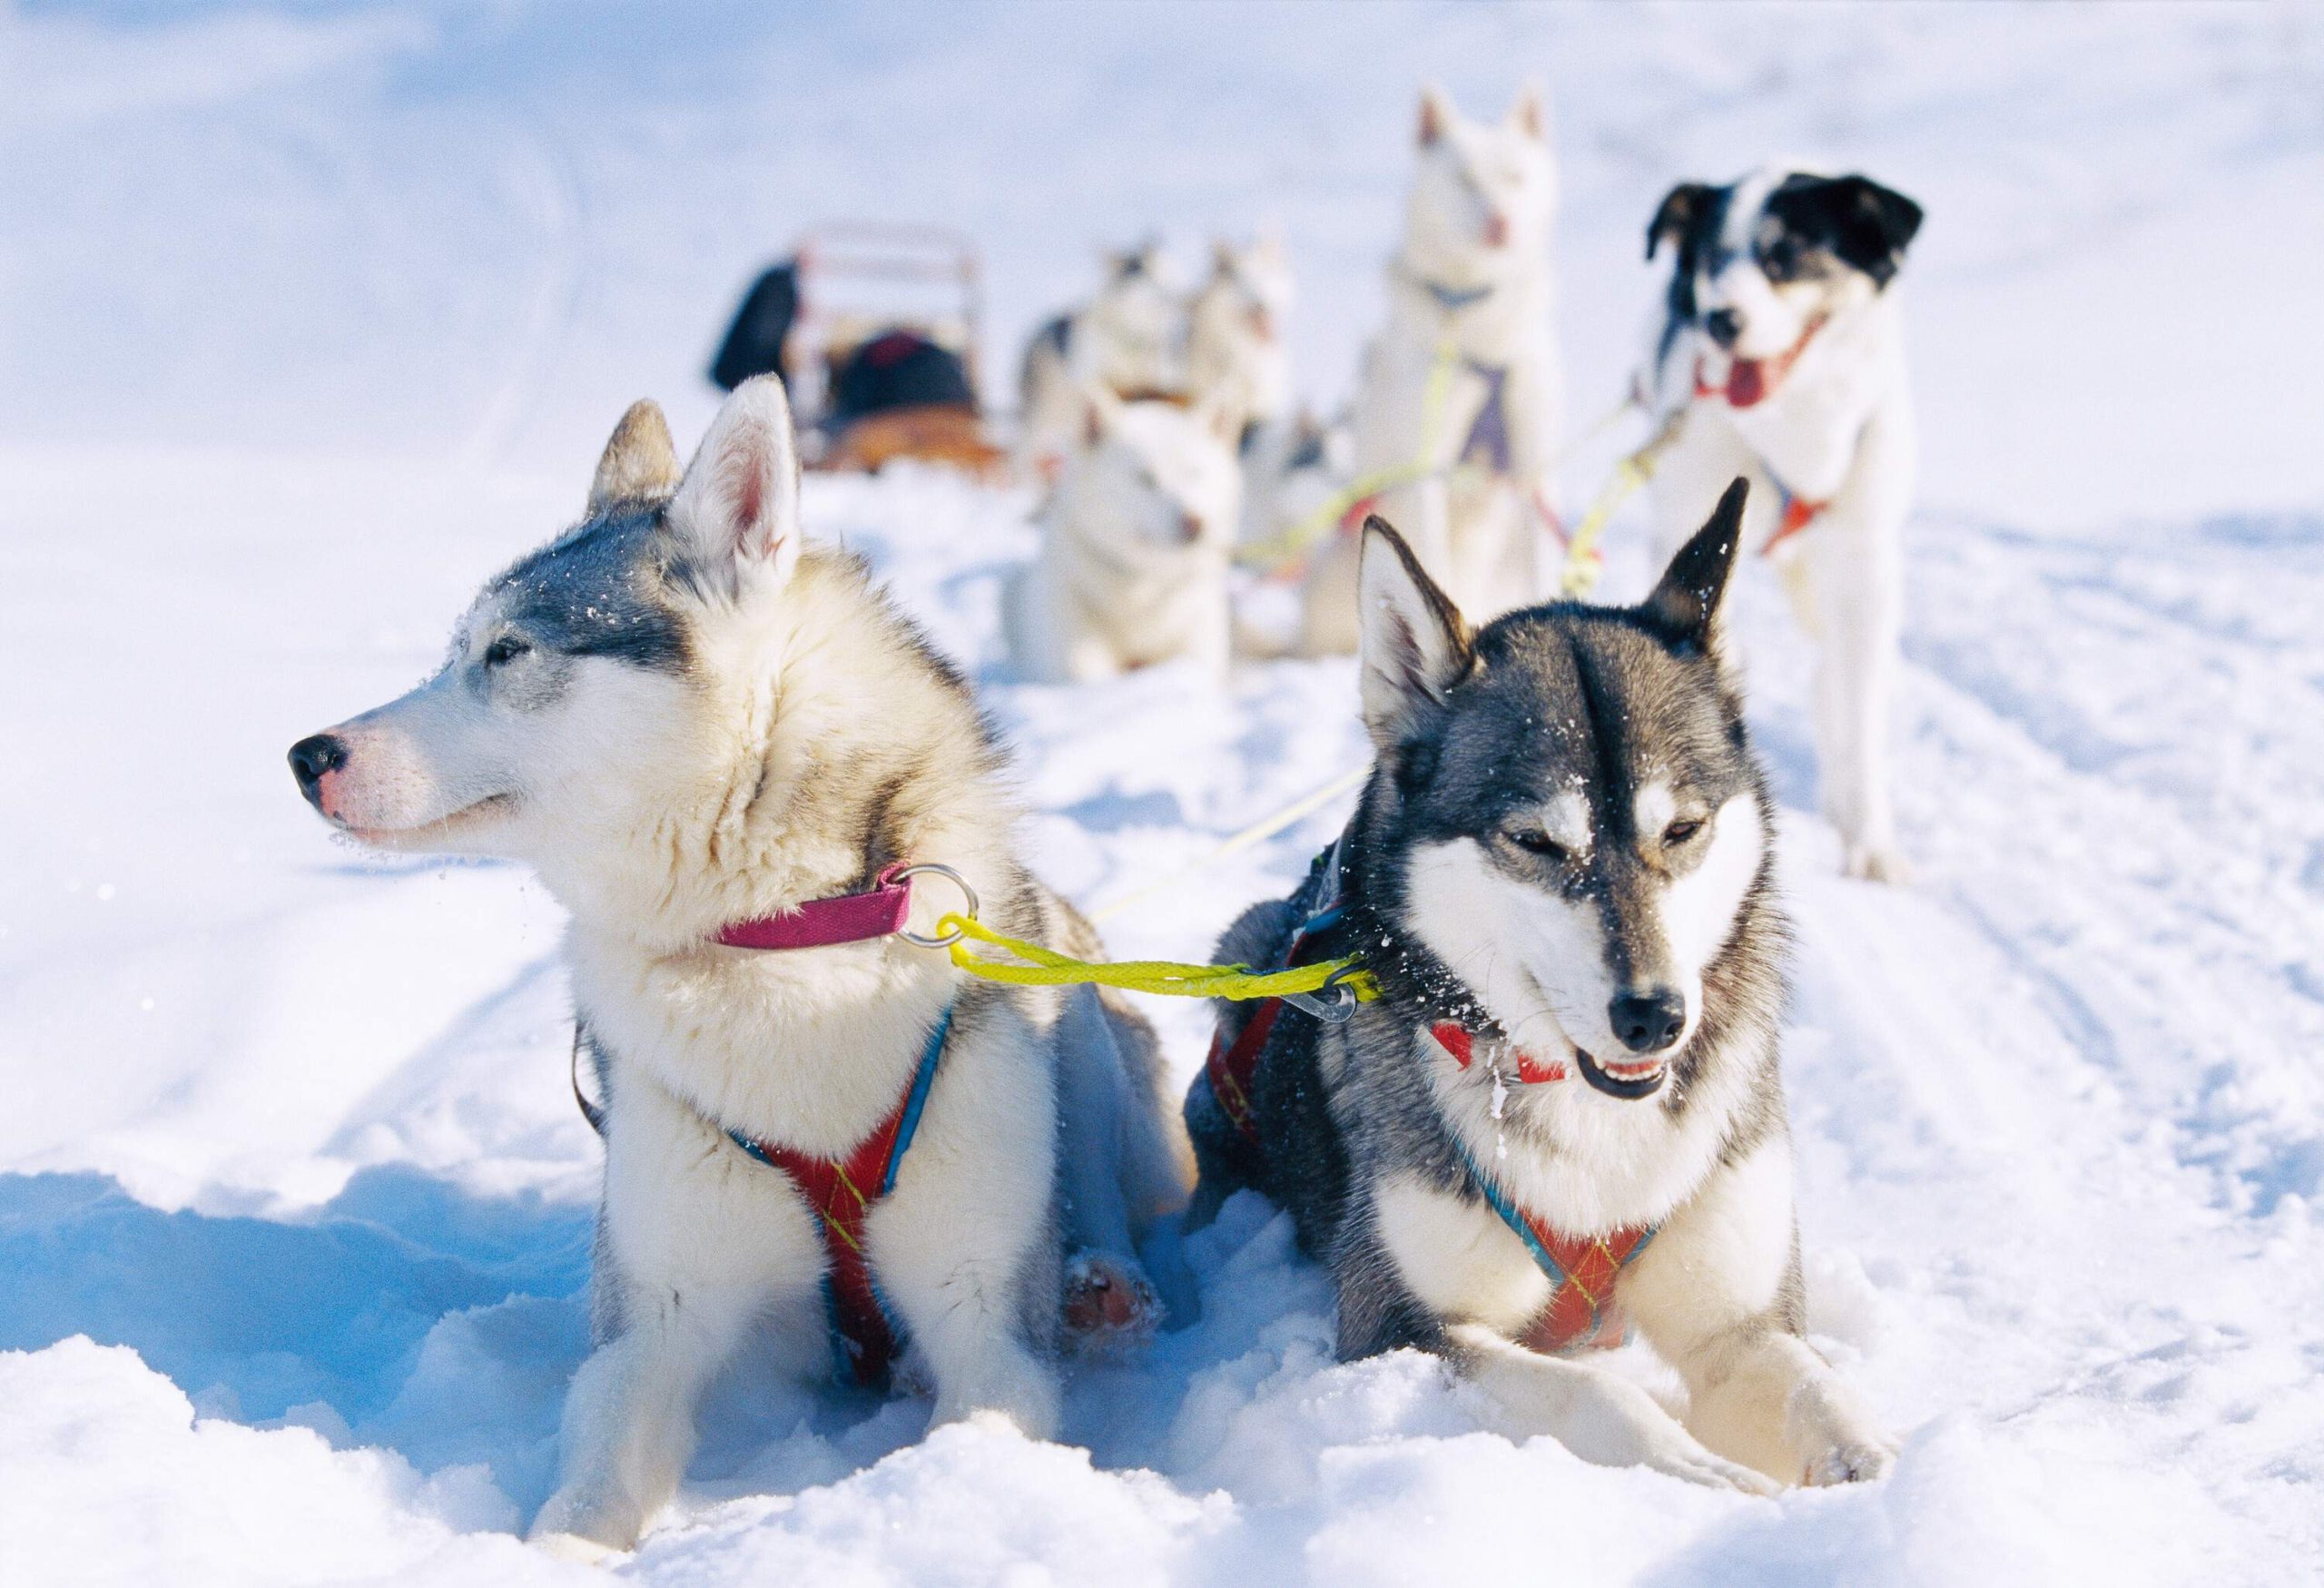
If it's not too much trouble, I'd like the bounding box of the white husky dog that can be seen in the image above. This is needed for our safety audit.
[288,380,1191,1557]
[1298,84,1561,656]
[1187,232,1294,445]
[1019,242,1187,479]
[1640,165,1925,881]
[1006,387,1244,683]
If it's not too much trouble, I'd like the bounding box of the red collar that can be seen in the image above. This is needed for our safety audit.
[716,863,914,950]
[1691,314,1827,409]
[1427,1021,1569,1085]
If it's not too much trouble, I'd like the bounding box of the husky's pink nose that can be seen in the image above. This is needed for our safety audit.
[1482,211,1510,249]
[289,734,348,813]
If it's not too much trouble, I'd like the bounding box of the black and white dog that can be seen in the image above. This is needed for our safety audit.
[1641,167,1924,881]
[1185,484,1896,1492]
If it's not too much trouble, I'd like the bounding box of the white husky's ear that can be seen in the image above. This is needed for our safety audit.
[1643,478,1748,656]
[587,399,681,513]
[1079,381,1125,449]
[1358,514,1473,750]
[1508,81,1548,142]
[666,375,801,583]
[1417,84,1453,147]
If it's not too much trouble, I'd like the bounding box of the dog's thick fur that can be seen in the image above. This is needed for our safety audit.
[1006,387,1243,682]
[1186,487,1896,1492]
[290,380,1192,1556]
[1019,242,1187,479]
[1641,165,1925,881]
[1298,84,1561,656]
[1187,232,1294,445]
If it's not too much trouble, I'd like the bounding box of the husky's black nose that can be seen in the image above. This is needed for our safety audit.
[288,734,348,796]
[1610,989,1686,1053]
[1703,308,1742,349]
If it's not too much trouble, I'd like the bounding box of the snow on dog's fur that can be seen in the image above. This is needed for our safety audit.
[1641,164,1925,881]
[1006,386,1243,683]
[288,380,1192,1557]
[1297,84,1561,656]
[1019,242,1187,480]
[1187,483,1897,1493]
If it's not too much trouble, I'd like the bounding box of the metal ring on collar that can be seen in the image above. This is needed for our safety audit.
[895,863,980,948]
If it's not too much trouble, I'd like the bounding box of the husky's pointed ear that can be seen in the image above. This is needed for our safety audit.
[1359,515,1473,750]
[1417,84,1452,147]
[1078,381,1125,449]
[587,399,681,513]
[1644,478,1748,656]
[1508,81,1548,141]
[666,375,801,585]
[1649,182,1716,262]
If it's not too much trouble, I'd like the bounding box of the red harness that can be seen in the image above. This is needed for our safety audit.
[1690,319,1832,554]
[1202,856,1657,1354]
[726,1006,948,1389]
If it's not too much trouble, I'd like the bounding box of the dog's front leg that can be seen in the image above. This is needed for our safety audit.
[1622,1136,1898,1486]
[1444,1324,1777,1493]
[870,1021,1066,1441]
[532,1078,819,1554]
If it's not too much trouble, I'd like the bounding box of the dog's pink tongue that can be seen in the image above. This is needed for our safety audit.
[1727,359,1768,407]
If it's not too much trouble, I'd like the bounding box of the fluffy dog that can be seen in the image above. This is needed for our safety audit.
[1187,484,1897,1493]
[1640,165,1925,881]
[1006,387,1243,683]
[1298,84,1561,655]
[1019,242,1187,479]
[289,380,1191,1556]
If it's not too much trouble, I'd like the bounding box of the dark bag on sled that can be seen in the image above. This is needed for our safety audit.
[825,330,976,426]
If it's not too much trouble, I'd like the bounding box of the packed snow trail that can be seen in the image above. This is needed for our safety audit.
[4,5,2321,1585]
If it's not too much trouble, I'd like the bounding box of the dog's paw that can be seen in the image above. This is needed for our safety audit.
[1803,1432,1900,1486]
[1641,1440,1783,1496]
[1842,843,1913,884]
[529,1530,625,1565]
[1061,1248,1162,1355]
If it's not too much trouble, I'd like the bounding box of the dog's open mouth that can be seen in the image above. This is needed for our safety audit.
[1574,1045,1669,1100]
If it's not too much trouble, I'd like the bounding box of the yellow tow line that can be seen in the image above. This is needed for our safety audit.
[938,912,1380,1009]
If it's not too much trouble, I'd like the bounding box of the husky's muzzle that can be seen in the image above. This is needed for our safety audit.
[1575,1046,1669,1100]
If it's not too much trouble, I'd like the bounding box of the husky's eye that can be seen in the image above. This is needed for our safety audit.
[1760,239,1799,281]
[1662,817,1705,846]
[483,635,531,668]
[1508,828,1566,861]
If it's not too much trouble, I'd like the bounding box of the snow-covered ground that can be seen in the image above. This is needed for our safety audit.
[4,4,2321,1583]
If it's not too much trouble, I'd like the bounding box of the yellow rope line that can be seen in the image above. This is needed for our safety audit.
[939,912,1379,1005]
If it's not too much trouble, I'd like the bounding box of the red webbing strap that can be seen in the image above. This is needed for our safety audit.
[1517,1219,1655,1354]
[743,1103,911,1387]
[1206,998,1284,1146]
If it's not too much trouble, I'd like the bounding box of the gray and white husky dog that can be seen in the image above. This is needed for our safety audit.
[288,378,1191,1558]
[1186,481,1896,1492]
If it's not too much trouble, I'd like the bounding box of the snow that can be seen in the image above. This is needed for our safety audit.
[3,3,2320,1583]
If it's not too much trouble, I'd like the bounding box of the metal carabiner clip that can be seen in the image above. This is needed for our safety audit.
[1282,963,1363,1024]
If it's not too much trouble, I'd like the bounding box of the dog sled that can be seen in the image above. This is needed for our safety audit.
[710,222,1006,479]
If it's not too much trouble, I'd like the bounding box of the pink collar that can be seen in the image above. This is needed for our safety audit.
[716,863,914,951]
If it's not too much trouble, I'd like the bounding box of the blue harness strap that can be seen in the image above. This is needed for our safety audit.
[726,1003,952,1387]
[1452,1138,1659,1353]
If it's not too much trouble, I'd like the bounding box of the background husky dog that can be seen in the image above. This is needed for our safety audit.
[1187,231,1294,448]
[288,379,1192,1557]
[1297,84,1561,656]
[1018,242,1187,479]
[1006,385,1243,682]
[1187,484,1896,1492]
[1641,165,1924,882]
